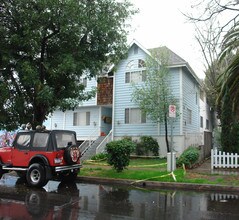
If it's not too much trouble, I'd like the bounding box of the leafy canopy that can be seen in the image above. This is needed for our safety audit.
[0,0,137,130]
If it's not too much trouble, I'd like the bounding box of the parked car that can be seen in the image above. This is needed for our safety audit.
[0,129,82,187]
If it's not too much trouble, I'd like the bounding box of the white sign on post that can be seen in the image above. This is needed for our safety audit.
[169,105,176,118]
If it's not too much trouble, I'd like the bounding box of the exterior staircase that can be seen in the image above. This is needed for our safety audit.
[80,136,105,161]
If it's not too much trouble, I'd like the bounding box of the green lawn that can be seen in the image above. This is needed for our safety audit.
[81,158,239,186]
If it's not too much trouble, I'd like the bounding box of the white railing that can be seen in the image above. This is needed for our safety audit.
[211,149,239,169]
[96,130,113,154]
[80,128,99,156]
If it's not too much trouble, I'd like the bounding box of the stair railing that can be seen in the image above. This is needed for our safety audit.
[80,128,99,156]
[96,129,113,154]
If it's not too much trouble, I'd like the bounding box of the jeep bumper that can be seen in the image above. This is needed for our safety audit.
[55,164,82,172]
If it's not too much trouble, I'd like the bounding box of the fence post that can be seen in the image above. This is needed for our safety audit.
[211,149,214,170]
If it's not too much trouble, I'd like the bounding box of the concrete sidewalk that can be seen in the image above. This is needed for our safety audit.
[192,158,239,175]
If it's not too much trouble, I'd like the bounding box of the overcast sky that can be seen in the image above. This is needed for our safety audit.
[127,0,205,79]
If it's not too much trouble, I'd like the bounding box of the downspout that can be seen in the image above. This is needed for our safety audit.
[112,74,116,141]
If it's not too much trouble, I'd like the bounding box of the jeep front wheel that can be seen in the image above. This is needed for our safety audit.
[26,163,48,187]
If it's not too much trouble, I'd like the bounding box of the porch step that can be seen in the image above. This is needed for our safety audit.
[80,136,105,161]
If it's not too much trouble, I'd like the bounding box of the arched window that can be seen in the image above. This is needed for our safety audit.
[126,60,136,70]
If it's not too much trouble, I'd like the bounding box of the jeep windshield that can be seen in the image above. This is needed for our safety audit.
[55,132,77,149]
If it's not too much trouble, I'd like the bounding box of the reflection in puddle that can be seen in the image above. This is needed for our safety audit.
[0,173,239,219]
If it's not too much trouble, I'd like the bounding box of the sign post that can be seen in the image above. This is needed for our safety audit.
[168,105,176,172]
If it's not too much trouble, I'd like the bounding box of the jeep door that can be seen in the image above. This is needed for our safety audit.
[11,132,32,167]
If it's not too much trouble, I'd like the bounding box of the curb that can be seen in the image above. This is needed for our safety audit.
[77,176,239,193]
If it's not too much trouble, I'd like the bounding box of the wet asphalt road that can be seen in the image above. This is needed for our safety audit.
[1,173,239,219]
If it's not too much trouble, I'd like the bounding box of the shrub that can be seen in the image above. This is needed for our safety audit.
[91,153,108,161]
[106,139,136,172]
[177,146,199,168]
[135,136,159,156]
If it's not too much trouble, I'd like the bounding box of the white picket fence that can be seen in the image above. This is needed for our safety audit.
[211,149,239,169]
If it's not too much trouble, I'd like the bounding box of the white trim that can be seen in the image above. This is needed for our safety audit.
[179,67,183,135]
[129,39,151,56]
[112,70,116,140]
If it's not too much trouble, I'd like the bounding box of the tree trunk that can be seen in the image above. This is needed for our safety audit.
[164,113,170,152]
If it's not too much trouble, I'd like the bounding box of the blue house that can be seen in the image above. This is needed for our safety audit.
[46,40,212,157]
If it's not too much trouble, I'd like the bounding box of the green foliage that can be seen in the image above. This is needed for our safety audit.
[135,136,159,156]
[0,0,137,130]
[91,153,108,161]
[220,89,239,153]
[177,147,199,168]
[106,139,136,172]
[131,47,179,153]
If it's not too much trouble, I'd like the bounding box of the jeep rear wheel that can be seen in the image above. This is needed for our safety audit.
[64,145,80,165]
[26,163,48,187]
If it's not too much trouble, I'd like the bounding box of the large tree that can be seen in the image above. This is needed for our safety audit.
[132,48,178,153]
[184,1,239,109]
[0,0,136,130]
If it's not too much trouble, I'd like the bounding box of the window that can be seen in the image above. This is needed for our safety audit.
[186,108,192,125]
[56,132,76,149]
[206,119,209,129]
[73,112,90,126]
[126,60,135,70]
[138,59,146,68]
[125,71,146,83]
[33,133,49,148]
[200,90,204,101]
[16,134,31,147]
[134,45,138,54]
[200,116,203,128]
[125,108,146,124]
[80,78,87,87]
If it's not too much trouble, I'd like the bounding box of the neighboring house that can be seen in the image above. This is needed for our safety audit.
[46,40,212,157]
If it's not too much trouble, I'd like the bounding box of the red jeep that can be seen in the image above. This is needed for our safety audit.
[0,129,82,187]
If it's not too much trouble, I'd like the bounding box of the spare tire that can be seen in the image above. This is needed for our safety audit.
[64,145,80,164]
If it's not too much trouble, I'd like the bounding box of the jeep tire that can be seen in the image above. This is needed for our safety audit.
[64,145,80,165]
[27,163,48,187]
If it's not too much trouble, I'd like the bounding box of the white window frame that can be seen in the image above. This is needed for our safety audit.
[125,108,146,124]
[125,70,146,83]
[73,112,90,126]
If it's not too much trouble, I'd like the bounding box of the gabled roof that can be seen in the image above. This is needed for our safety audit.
[129,40,201,85]
[148,46,187,66]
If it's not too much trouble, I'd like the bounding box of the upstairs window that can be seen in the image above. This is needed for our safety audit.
[126,60,135,70]
[134,45,138,54]
[125,108,146,124]
[206,119,209,130]
[125,70,146,84]
[200,116,203,128]
[138,59,146,68]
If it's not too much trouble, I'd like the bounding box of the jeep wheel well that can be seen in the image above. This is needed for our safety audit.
[29,155,49,167]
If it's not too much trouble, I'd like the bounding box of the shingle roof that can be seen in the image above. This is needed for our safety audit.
[148,46,187,66]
